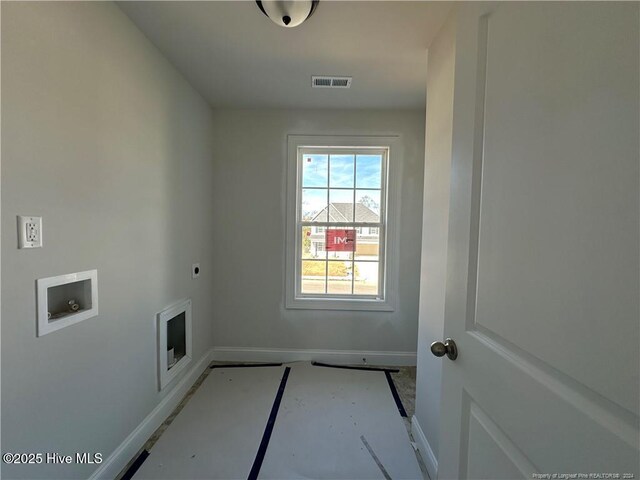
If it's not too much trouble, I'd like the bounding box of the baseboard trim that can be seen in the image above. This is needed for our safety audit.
[211,346,417,366]
[411,415,438,480]
[89,348,213,480]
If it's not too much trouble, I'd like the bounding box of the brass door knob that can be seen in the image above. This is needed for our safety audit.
[430,338,458,361]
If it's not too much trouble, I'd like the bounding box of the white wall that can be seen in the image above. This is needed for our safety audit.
[413,9,457,477]
[1,3,216,478]
[210,109,425,358]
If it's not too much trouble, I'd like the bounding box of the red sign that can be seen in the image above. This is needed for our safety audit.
[326,229,356,252]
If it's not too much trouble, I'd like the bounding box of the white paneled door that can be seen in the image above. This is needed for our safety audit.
[434,3,639,479]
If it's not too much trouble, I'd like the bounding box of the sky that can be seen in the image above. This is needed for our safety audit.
[301,154,382,220]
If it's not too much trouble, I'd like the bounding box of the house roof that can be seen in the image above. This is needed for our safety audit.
[310,203,379,223]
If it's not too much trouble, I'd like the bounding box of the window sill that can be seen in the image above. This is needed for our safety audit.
[285,297,395,312]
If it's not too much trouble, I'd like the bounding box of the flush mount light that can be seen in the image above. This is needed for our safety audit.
[256,0,319,28]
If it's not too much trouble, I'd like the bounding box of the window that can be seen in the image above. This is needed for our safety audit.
[286,135,399,311]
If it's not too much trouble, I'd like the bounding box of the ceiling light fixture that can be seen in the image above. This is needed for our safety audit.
[256,1,319,28]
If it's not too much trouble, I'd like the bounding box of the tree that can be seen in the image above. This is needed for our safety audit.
[302,226,312,255]
[358,195,379,213]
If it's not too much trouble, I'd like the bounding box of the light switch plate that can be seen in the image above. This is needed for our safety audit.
[18,215,42,248]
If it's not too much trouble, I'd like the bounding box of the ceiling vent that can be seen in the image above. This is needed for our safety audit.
[312,76,352,89]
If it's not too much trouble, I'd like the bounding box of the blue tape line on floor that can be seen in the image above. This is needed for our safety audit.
[311,361,399,373]
[210,363,283,369]
[385,370,407,417]
[121,449,149,480]
[247,366,291,480]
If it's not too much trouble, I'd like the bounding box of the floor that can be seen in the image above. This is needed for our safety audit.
[118,362,428,480]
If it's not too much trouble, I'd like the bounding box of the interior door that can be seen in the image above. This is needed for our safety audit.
[435,3,639,479]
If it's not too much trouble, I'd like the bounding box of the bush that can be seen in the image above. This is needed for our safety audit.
[302,262,359,277]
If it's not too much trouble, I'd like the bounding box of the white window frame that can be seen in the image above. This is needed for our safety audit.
[285,135,400,311]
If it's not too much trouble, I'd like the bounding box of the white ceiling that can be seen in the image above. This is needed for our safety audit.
[118,1,452,110]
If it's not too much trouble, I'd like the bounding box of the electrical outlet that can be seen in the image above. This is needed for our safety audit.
[18,216,42,249]
[192,263,200,279]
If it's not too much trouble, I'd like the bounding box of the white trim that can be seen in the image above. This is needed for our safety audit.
[285,297,394,312]
[211,346,416,366]
[411,415,438,480]
[157,298,192,391]
[285,134,401,312]
[88,348,214,480]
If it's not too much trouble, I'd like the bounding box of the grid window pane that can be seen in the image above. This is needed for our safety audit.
[329,189,354,222]
[354,261,379,295]
[327,261,353,294]
[297,147,386,301]
[356,154,382,188]
[355,190,381,221]
[329,154,355,188]
[301,260,327,294]
[302,154,328,187]
[354,234,379,261]
[325,226,354,261]
[302,226,325,259]
[302,188,327,221]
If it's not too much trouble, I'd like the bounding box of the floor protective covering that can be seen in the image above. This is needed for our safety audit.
[132,362,422,480]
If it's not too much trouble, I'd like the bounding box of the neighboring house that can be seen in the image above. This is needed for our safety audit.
[307,203,380,258]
